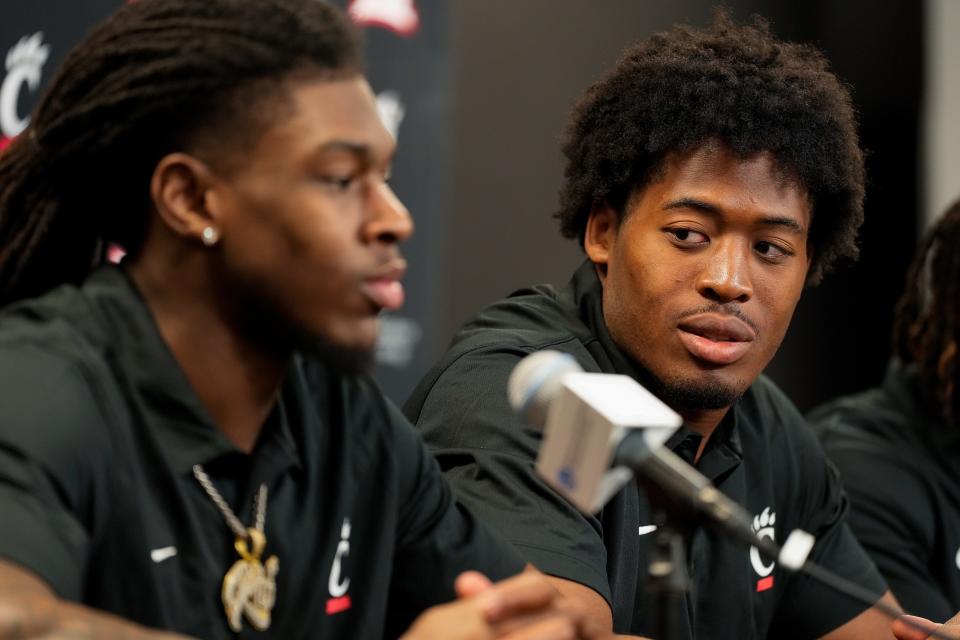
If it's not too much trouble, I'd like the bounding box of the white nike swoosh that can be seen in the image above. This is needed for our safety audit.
[150,546,178,563]
[638,525,658,536]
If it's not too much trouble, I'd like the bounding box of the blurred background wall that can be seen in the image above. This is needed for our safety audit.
[1,1,954,411]
[447,0,928,412]
[926,0,960,226]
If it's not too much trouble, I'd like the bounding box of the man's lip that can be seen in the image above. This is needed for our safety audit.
[677,330,752,365]
[677,313,756,342]
[360,260,407,312]
[676,313,756,366]
[367,260,407,283]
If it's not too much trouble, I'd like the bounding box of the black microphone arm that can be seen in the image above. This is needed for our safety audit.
[615,428,948,640]
[613,430,777,558]
[508,351,948,640]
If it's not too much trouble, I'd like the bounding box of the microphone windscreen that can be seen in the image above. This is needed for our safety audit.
[507,350,582,428]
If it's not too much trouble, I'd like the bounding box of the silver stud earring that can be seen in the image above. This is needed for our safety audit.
[201,226,219,247]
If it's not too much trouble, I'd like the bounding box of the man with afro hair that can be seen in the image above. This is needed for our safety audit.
[405,13,906,639]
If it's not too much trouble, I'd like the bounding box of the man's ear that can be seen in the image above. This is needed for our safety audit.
[584,201,620,281]
[149,152,222,244]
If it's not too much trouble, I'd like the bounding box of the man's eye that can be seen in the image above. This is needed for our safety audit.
[317,175,358,191]
[755,241,792,260]
[666,228,708,244]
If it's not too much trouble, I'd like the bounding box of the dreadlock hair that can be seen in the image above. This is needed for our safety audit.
[556,12,863,285]
[0,0,361,306]
[893,200,960,428]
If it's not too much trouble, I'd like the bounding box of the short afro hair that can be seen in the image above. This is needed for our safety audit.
[556,12,863,285]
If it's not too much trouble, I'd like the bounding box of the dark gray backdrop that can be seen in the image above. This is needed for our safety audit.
[445,0,922,412]
[0,1,924,410]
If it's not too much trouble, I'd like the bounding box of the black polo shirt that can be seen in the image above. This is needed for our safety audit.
[404,261,886,638]
[811,359,960,622]
[0,266,524,639]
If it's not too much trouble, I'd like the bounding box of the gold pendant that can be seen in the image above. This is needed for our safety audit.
[222,527,280,632]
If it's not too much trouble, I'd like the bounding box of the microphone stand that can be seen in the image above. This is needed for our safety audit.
[614,432,954,640]
[647,510,691,640]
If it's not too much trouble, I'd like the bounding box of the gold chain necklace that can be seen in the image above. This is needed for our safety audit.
[193,464,279,632]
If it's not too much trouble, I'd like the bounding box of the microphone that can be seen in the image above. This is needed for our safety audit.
[508,350,775,554]
[508,351,950,640]
[509,350,680,513]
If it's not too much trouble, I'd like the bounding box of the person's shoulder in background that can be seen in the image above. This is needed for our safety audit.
[809,358,944,477]
[808,359,960,621]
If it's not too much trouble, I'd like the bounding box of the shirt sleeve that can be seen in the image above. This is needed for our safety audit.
[382,395,526,636]
[767,411,889,638]
[403,348,614,605]
[816,419,953,621]
[0,344,112,600]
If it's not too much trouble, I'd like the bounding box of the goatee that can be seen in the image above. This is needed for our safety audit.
[299,334,374,376]
[647,374,743,411]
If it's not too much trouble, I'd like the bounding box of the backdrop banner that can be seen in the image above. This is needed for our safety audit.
[1,0,450,403]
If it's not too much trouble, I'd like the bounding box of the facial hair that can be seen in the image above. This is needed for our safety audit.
[298,332,374,376]
[649,373,744,410]
[226,278,375,377]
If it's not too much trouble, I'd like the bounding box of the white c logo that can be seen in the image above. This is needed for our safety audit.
[0,33,50,138]
[328,518,351,598]
[750,536,776,577]
[327,539,351,597]
[749,507,777,577]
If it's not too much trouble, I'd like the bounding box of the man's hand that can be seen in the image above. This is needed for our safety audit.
[400,570,608,640]
[892,612,960,640]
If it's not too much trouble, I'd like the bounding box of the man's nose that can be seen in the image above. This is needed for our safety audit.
[364,181,414,245]
[696,239,753,303]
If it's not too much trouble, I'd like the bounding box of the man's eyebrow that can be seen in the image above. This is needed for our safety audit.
[663,197,721,215]
[314,140,373,159]
[313,140,399,169]
[756,215,806,235]
[663,197,807,235]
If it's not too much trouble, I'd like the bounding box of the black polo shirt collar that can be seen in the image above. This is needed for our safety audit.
[565,260,743,482]
[83,266,303,478]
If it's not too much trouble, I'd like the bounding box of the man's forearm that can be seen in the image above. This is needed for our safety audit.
[0,560,190,640]
[0,595,192,640]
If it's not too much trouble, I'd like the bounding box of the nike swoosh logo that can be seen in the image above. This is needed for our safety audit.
[638,525,658,536]
[150,546,178,563]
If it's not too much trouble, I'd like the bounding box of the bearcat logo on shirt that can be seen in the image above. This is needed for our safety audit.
[750,507,776,592]
[347,0,420,38]
[326,518,352,615]
[0,32,50,151]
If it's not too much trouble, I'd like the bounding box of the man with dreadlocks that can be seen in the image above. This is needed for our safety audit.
[0,1,598,639]
[812,201,960,627]
[404,12,911,639]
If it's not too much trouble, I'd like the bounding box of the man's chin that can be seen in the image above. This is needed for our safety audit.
[224,280,378,375]
[299,334,375,376]
[649,373,744,411]
[257,318,376,375]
